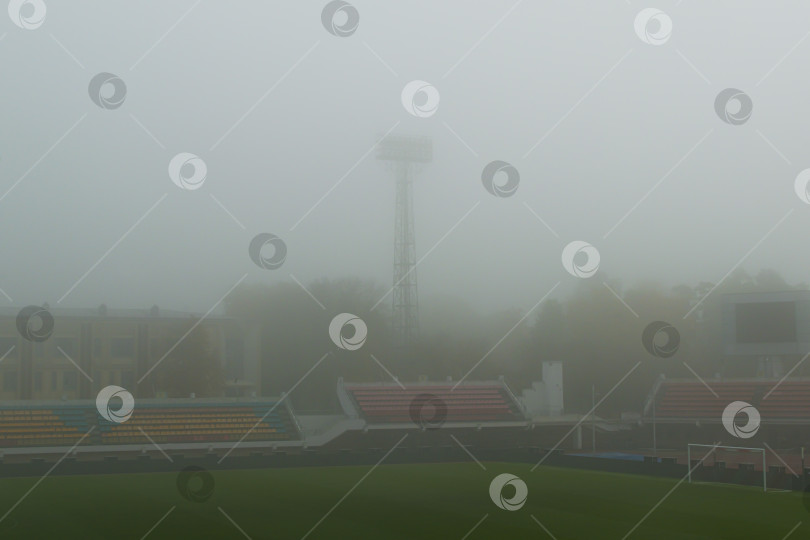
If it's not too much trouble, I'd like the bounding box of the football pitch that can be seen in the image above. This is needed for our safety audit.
[0,462,806,539]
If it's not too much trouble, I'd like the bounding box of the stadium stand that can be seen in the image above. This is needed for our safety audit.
[652,378,810,421]
[0,404,92,447]
[99,402,297,444]
[0,400,299,448]
[341,380,525,423]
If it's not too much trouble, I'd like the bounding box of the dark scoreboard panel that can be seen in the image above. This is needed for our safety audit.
[723,292,810,355]
[734,301,797,343]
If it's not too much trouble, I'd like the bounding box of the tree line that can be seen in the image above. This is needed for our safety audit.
[171,267,808,415]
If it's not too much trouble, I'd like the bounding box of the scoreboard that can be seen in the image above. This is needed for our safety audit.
[722,291,810,355]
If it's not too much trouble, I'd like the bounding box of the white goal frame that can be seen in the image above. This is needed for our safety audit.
[687,443,766,492]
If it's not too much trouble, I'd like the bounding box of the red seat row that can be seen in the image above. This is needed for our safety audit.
[345,384,522,423]
[655,380,810,420]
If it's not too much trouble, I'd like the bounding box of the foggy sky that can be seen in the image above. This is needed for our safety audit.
[2,1,809,317]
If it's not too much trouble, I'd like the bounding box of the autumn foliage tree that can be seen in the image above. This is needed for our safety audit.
[156,323,224,398]
[224,268,807,415]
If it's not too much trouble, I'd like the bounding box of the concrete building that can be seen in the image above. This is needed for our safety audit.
[0,305,261,400]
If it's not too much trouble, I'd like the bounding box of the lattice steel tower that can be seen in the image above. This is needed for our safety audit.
[377,135,432,349]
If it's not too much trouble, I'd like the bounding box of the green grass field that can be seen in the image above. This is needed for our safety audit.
[0,462,806,539]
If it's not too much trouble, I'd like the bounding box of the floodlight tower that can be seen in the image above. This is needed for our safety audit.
[377,135,432,350]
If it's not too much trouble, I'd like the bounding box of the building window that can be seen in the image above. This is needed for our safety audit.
[53,337,75,358]
[3,370,17,391]
[34,371,43,391]
[225,338,244,379]
[111,337,134,358]
[149,338,159,358]
[0,337,18,360]
[63,371,77,390]
[122,370,135,389]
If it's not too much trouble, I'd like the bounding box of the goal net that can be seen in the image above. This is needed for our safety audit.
[687,443,766,491]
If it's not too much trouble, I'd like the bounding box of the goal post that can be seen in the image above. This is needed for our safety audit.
[687,443,766,492]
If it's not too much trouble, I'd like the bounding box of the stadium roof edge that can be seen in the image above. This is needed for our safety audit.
[342,379,504,387]
[0,306,234,320]
[659,377,810,383]
[0,396,286,407]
